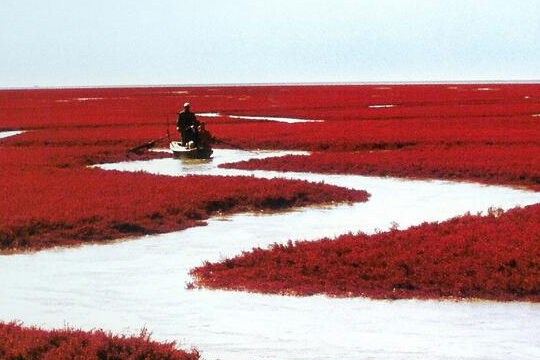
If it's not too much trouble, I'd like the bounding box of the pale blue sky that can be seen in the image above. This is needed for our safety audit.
[1,0,539,87]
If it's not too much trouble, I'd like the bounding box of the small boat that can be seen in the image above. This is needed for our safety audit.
[169,141,213,159]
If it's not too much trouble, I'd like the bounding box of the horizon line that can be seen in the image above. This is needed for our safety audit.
[1,79,539,91]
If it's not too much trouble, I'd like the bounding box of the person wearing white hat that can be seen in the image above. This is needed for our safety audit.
[176,102,200,145]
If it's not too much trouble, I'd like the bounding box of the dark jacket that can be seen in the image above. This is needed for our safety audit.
[177,110,200,144]
[177,110,199,130]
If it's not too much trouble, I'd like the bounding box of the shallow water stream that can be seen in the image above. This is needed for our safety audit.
[2,149,540,360]
[0,130,23,139]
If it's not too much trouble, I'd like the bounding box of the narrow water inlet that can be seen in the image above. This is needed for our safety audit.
[2,148,540,360]
[0,130,24,139]
[197,113,324,123]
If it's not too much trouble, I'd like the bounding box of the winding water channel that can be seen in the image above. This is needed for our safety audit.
[2,148,540,360]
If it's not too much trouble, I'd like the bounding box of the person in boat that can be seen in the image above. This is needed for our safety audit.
[176,102,200,146]
[196,122,214,149]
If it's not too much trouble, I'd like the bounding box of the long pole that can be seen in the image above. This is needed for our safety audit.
[166,113,172,142]
[127,135,169,154]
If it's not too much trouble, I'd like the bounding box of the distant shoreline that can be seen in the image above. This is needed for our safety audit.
[1,80,539,91]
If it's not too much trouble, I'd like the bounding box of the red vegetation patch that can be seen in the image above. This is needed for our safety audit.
[0,164,367,252]
[2,84,540,133]
[0,322,199,360]
[210,116,540,151]
[222,145,540,190]
[191,204,540,301]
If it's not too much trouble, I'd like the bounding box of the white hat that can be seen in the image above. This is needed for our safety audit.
[184,102,191,108]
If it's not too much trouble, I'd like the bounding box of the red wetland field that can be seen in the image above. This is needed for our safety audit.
[1,83,540,356]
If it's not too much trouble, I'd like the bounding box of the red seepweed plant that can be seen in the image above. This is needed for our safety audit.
[0,322,200,360]
[0,162,367,252]
[191,204,540,302]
